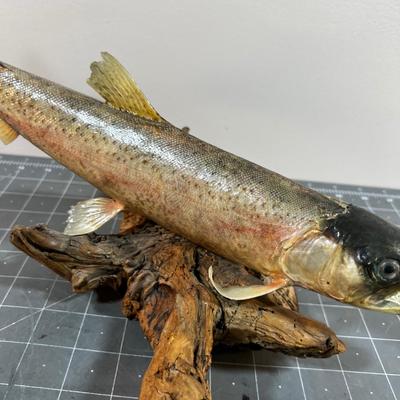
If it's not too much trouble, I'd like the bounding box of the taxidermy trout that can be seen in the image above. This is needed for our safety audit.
[0,53,399,313]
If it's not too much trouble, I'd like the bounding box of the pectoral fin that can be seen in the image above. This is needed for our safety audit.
[64,198,124,236]
[87,52,162,122]
[0,118,19,145]
[208,266,288,300]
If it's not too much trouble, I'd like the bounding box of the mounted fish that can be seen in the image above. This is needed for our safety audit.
[0,53,399,313]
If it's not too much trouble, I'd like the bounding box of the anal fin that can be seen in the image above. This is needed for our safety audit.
[64,198,124,236]
[0,119,19,144]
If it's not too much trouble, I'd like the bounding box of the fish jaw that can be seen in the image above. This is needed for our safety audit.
[353,286,400,314]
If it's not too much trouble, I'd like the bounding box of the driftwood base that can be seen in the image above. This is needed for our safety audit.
[10,222,345,400]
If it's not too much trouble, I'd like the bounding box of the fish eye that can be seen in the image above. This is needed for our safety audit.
[375,259,400,283]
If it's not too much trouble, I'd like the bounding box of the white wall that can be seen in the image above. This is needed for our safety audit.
[1,1,399,188]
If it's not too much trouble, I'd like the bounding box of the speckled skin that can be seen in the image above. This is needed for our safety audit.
[0,62,345,275]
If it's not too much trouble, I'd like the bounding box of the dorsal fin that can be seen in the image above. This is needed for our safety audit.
[87,52,162,121]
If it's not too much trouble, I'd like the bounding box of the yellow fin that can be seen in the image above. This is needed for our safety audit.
[0,119,19,145]
[64,198,124,236]
[208,266,288,300]
[87,52,162,121]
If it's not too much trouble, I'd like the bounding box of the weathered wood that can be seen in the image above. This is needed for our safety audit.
[11,222,345,400]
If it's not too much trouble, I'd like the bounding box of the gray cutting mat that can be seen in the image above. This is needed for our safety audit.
[0,154,399,400]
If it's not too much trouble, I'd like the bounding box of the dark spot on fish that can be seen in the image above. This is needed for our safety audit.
[71,117,76,122]
[142,160,148,164]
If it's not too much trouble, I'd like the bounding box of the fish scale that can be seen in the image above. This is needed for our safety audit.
[0,61,344,274]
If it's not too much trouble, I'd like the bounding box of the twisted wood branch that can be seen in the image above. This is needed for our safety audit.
[11,222,345,400]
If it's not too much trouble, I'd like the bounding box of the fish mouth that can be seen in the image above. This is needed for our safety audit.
[356,287,400,314]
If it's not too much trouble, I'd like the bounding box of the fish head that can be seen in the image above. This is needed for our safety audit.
[282,205,400,313]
